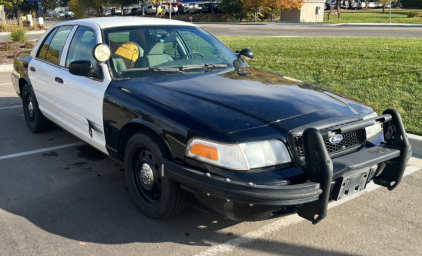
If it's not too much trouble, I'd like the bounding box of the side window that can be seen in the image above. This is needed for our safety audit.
[38,26,73,65]
[37,28,57,60]
[66,27,97,68]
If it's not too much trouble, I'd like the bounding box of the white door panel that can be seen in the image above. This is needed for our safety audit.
[54,66,110,153]
[28,59,58,118]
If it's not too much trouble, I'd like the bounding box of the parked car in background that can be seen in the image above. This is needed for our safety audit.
[64,11,75,17]
[188,3,197,13]
[196,3,204,13]
[164,5,178,15]
[357,0,366,8]
[341,0,359,9]
[367,1,377,8]
[145,4,161,15]
[201,3,220,13]
[325,1,337,10]
[385,1,403,7]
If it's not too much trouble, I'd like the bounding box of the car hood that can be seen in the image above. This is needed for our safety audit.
[121,67,365,135]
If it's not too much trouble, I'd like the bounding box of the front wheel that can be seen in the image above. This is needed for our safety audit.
[124,131,187,219]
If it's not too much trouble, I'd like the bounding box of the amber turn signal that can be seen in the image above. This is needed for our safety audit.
[190,144,219,161]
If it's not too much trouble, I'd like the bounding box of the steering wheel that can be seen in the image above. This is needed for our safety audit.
[184,52,204,59]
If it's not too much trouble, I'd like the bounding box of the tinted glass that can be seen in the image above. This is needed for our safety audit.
[43,26,73,65]
[66,27,97,67]
[37,27,57,60]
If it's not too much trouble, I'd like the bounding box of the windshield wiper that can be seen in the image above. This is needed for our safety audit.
[181,63,228,71]
[126,67,184,73]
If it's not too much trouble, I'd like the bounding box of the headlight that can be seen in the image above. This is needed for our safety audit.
[363,112,382,139]
[186,138,291,170]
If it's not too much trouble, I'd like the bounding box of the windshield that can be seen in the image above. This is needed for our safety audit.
[103,25,239,79]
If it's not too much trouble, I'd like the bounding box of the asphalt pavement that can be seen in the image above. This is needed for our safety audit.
[0,69,421,255]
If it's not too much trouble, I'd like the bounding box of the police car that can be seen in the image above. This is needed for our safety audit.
[11,17,411,223]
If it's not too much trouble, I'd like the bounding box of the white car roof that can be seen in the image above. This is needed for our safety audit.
[59,17,198,29]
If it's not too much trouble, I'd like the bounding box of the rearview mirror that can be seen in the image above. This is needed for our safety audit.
[237,49,254,60]
[69,60,94,77]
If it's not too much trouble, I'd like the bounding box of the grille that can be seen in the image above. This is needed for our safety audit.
[293,129,366,160]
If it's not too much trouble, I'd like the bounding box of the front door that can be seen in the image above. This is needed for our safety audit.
[54,26,111,153]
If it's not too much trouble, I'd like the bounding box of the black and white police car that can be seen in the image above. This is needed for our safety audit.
[11,17,411,223]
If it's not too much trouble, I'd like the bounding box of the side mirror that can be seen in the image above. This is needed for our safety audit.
[237,49,254,60]
[93,43,111,62]
[69,60,94,77]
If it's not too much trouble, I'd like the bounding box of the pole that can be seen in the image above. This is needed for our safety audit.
[211,0,214,22]
[169,2,171,20]
[389,0,392,23]
[38,0,43,18]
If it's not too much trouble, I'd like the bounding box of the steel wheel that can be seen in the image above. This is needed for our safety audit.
[133,149,162,206]
[22,84,53,133]
[124,131,187,219]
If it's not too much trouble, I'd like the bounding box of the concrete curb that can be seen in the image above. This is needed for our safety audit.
[0,30,46,36]
[195,22,422,28]
[0,64,13,72]
[408,134,422,157]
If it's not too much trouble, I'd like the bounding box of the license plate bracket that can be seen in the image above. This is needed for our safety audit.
[332,169,369,201]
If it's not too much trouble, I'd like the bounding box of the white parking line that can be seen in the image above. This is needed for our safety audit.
[0,105,22,110]
[195,165,421,256]
[0,142,86,160]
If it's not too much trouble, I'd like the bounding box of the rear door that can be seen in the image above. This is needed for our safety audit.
[28,26,74,120]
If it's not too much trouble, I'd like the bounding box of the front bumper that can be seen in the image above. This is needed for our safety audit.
[165,109,411,223]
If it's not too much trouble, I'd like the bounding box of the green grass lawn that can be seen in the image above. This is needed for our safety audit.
[220,36,422,135]
[324,9,422,23]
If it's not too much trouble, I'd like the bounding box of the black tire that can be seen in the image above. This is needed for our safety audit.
[22,84,53,133]
[124,131,187,219]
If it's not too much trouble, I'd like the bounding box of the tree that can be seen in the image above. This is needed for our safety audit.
[1,0,23,18]
[139,0,147,16]
[59,0,70,7]
[278,0,305,20]
[244,0,265,21]
[378,0,390,13]
[112,0,138,11]
[264,0,281,21]
[68,0,104,18]
[220,0,245,21]
[42,0,59,13]
[152,0,162,16]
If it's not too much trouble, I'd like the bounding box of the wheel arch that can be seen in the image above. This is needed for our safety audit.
[18,77,32,97]
[118,119,173,163]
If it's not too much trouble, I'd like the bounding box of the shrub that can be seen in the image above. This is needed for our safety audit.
[407,11,421,17]
[9,27,28,43]
[0,41,13,51]
[23,41,36,49]
[0,23,10,32]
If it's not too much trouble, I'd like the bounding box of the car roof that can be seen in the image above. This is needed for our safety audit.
[58,17,198,29]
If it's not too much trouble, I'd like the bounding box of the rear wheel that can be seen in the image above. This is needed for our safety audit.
[124,131,187,219]
[22,84,53,133]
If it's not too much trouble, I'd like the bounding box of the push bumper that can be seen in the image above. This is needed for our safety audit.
[165,109,411,223]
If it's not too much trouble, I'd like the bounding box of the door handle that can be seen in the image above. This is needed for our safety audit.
[30,67,35,72]
[55,77,63,84]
